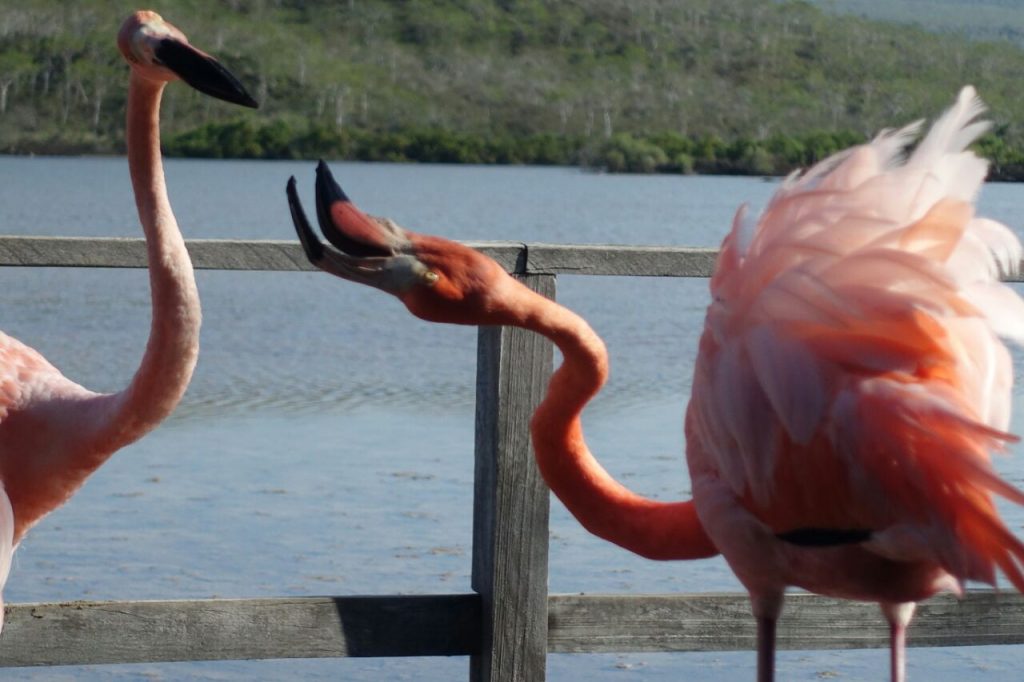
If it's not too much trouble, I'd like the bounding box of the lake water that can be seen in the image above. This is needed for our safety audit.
[1,155,1023,680]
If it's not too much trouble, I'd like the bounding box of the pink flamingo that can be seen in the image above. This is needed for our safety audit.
[287,86,1024,681]
[0,11,255,627]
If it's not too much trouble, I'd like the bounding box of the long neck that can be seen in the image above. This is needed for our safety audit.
[87,72,200,454]
[511,286,716,561]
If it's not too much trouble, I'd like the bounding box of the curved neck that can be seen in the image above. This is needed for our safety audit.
[88,72,200,454]
[510,286,716,561]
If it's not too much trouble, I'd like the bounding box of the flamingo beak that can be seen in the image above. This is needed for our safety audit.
[287,162,428,293]
[154,38,258,108]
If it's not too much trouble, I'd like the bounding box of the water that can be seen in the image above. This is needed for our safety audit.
[0,156,1023,680]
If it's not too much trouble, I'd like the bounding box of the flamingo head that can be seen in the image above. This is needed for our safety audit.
[287,161,520,326]
[117,10,257,108]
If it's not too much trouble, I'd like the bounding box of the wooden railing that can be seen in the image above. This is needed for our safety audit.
[1,237,1023,679]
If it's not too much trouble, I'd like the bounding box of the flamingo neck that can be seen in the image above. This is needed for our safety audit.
[89,72,200,455]
[511,286,716,560]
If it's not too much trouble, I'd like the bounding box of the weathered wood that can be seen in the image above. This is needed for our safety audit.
[525,243,718,277]
[547,591,1024,653]
[2,590,1022,667]
[0,236,714,276]
[0,236,1022,280]
[0,236,150,269]
[0,237,322,272]
[471,274,556,682]
[0,594,480,667]
[0,236,710,277]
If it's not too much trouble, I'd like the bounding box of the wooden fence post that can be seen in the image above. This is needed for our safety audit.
[471,274,556,682]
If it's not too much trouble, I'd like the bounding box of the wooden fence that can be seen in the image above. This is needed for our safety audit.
[1,236,1023,679]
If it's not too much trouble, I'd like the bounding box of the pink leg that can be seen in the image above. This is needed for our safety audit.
[881,602,916,682]
[752,592,784,682]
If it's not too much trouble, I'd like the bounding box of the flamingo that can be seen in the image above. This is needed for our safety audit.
[0,11,255,629]
[286,86,1024,681]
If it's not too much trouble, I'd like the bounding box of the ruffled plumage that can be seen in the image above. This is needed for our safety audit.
[694,86,1024,590]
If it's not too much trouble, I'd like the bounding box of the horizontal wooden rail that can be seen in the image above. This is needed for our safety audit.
[548,591,1024,652]
[0,595,480,667]
[2,591,1022,667]
[1,235,1021,281]
[0,236,714,277]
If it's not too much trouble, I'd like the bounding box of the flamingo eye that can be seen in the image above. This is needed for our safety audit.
[421,270,439,286]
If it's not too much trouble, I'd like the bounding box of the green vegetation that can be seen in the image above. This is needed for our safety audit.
[4,0,1024,177]
[160,119,870,177]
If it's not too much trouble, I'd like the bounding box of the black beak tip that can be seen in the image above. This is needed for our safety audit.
[314,161,348,251]
[203,72,259,109]
[287,175,324,263]
[315,161,351,204]
[213,88,258,109]
[238,91,259,109]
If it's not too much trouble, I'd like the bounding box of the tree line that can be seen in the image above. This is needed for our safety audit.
[163,118,872,177]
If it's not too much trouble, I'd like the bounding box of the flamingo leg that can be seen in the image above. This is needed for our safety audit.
[752,592,784,682]
[881,601,916,682]
[756,615,776,682]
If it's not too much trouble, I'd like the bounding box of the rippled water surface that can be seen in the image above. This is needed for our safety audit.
[1,156,1023,680]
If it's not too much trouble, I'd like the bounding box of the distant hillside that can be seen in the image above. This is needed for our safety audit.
[3,0,1024,176]
[809,0,1024,45]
